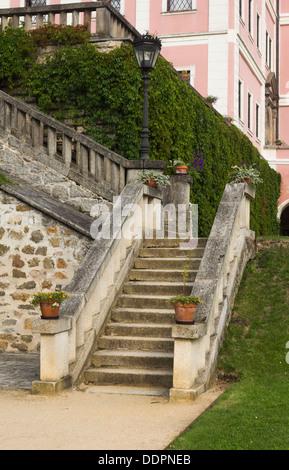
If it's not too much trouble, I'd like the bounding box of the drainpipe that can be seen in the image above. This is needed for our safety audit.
[276,0,280,140]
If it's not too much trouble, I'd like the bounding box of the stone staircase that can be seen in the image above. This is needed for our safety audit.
[83,237,207,394]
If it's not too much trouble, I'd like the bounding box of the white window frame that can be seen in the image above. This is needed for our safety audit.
[239,0,245,23]
[176,66,195,87]
[247,90,253,132]
[238,78,244,123]
[266,30,273,70]
[255,101,260,140]
[256,11,261,52]
[162,0,196,13]
[248,0,253,37]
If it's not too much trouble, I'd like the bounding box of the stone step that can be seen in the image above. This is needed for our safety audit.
[117,294,173,310]
[138,247,205,258]
[129,268,197,282]
[111,307,175,324]
[91,350,174,369]
[98,336,174,352]
[84,367,173,388]
[122,281,192,296]
[105,322,172,338]
[142,238,207,248]
[83,385,170,397]
[134,257,202,270]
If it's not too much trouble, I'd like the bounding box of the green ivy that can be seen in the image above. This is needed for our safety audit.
[0,27,281,237]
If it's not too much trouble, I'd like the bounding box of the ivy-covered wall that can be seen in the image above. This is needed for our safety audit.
[0,26,281,237]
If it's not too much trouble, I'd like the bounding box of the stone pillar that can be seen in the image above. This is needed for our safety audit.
[163,174,192,207]
[170,324,207,402]
[125,159,166,184]
[31,317,72,394]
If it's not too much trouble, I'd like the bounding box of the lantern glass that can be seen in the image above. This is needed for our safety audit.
[133,35,161,72]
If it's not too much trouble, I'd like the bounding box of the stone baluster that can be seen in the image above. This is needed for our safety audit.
[72,10,80,27]
[62,135,72,167]
[48,12,55,25]
[60,11,67,26]
[83,10,92,33]
[47,127,57,157]
[79,144,89,178]
[36,14,44,28]
[24,14,32,31]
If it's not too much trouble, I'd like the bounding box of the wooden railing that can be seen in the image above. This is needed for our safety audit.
[0,1,139,39]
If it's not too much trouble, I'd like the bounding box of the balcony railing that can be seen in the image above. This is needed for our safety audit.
[0,1,139,38]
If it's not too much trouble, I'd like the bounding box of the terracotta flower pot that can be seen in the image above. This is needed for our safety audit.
[241,178,251,185]
[40,300,60,320]
[173,302,198,324]
[144,178,158,188]
[174,165,189,175]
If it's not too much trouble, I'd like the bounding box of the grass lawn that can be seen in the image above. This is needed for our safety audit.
[167,239,289,450]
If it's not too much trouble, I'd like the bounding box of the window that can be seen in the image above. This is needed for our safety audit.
[248,92,252,130]
[238,80,243,121]
[180,70,191,82]
[248,0,253,35]
[167,0,192,11]
[239,0,244,21]
[256,13,260,49]
[110,0,121,11]
[256,103,260,139]
[266,31,272,69]
[31,0,46,5]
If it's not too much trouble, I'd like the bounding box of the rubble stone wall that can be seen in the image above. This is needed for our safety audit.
[0,189,93,353]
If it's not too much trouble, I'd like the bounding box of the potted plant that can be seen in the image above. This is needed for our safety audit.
[137,170,170,188]
[229,162,263,186]
[31,290,71,320]
[206,95,218,105]
[169,251,203,324]
[275,139,285,146]
[224,115,234,124]
[169,294,203,324]
[180,70,189,82]
[173,160,189,174]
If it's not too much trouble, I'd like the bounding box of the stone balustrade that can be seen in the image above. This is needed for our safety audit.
[0,90,166,203]
[31,182,164,394]
[170,182,256,401]
[0,1,139,39]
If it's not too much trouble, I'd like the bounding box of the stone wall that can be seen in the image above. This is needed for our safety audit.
[0,189,93,353]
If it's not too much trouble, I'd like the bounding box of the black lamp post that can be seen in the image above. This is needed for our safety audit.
[133,34,162,160]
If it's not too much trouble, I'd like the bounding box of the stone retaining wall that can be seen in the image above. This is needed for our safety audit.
[0,190,92,353]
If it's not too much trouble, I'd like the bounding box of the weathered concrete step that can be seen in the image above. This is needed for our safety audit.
[111,307,175,324]
[129,269,197,282]
[143,238,207,248]
[84,367,173,388]
[117,294,173,309]
[138,247,205,258]
[134,257,202,270]
[123,281,192,296]
[98,336,174,352]
[91,350,174,369]
[83,385,170,397]
[105,322,172,338]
